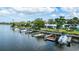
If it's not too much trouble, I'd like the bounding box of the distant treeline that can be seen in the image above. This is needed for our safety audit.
[1,16,79,29]
[0,22,11,25]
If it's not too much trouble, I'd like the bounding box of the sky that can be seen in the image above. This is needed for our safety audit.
[0,7,79,22]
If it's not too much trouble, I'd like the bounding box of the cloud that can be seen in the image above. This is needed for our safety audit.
[12,7,55,12]
[0,7,57,17]
[0,7,17,16]
[0,7,79,21]
[0,9,11,16]
[12,7,56,14]
[60,7,79,17]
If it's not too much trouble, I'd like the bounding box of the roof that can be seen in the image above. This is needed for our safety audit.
[45,24,57,26]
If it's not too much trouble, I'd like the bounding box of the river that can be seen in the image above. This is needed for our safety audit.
[0,25,79,51]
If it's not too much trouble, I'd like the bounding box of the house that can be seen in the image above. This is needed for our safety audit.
[45,24,79,30]
[76,24,79,29]
[45,24,57,29]
[62,24,76,29]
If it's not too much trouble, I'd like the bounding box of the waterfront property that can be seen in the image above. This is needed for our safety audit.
[1,7,79,51]
[45,24,79,31]
[45,24,57,29]
[62,24,76,29]
[76,24,79,30]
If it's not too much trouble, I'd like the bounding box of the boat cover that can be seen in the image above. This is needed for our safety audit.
[58,35,69,44]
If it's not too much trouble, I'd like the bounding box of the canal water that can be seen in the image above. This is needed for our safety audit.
[0,25,79,51]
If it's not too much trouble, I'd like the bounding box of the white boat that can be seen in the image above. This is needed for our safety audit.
[12,27,19,31]
[21,29,27,32]
[58,35,72,45]
[19,28,27,32]
[32,33,45,38]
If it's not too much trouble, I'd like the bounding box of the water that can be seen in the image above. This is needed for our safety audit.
[0,25,79,51]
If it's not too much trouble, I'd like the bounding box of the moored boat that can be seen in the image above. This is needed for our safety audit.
[19,28,27,32]
[32,32,45,38]
[71,38,79,43]
[25,30,33,34]
[44,34,57,42]
[58,35,72,47]
[12,27,19,31]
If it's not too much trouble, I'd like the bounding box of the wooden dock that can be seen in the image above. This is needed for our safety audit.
[48,32,79,38]
[67,34,79,38]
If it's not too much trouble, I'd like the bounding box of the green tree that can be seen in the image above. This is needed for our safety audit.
[67,17,79,30]
[33,18,45,30]
[25,21,31,27]
[55,16,65,29]
[11,22,16,27]
[72,17,79,24]
[18,21,26,27]
[67,17,79,24]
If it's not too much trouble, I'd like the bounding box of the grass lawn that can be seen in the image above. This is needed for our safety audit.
[41,28,79,35]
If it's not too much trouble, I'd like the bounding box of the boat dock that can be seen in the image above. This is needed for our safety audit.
[44,32,79,44]
[45,32,79,39]
[67,35,79,38]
